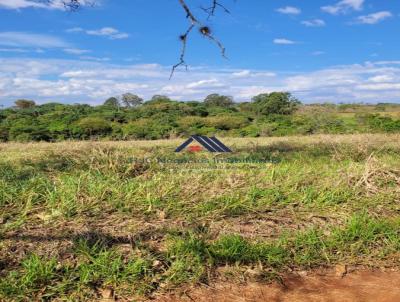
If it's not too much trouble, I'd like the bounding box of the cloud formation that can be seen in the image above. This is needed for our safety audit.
[355,11,393,24]
[0,0,54,9]
[0,32,69,48]
[1,58,400,106]
[276,6,301,15]
[273,38,296,45]
[67,27,129,40]
[321,0,364,15]
[0,0,92,10]
[63,48,91,55]
[301,19,326,27]
[0,47,28,53]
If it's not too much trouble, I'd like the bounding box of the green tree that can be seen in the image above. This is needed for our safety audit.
[122,118,173,140]
[121,93,143,108]
[8,116,51,141]
[251,92,300,115]
[150,95,171,103]
[103,97,120,108]
[205,115,249,130]
[15,99,36,109]
[204,94,233,108]
[75,117,111,137]
[178,116,206,129]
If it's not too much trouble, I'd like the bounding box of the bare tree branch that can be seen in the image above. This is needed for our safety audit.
[178,0,200,24]
[201,0,230,19]
[169,24,195,79]
[41,0,94,11]
[42,0,231,77]
[173,0,230,78]
[61,0,81,10]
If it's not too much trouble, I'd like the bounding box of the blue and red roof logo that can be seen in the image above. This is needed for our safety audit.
[175,135,232,153]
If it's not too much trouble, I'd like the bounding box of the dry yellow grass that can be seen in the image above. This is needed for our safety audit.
[1,134,400,301]
[1,133,399,156]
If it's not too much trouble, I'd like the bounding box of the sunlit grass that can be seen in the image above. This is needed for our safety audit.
[0,134,399,300]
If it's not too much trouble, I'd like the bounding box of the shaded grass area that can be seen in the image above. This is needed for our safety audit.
[0,134,399,300]
[1,214,399,300]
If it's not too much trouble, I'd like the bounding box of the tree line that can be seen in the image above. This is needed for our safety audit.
[1,92,399,142]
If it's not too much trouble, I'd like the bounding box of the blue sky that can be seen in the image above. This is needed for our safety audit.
[0,0,400,106]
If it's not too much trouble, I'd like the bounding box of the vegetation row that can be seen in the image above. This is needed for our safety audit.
[1,92,400,142]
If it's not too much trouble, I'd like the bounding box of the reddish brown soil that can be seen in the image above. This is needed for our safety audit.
[154,270,400,302]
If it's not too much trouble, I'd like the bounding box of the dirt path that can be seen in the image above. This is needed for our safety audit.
[155,270,400,302]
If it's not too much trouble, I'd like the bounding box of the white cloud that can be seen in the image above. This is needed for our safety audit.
[311,51,326,56]
[368,75,394,83]
[60,70,98,78]
[58,63,166,79]
[281,62,400,103]
[79,56,110,62]
[63,48,91,55]
[301,19,326,27]
[0,47,44,54]
[373,61,400,65]
[355,11,392,24]
[66,27,84,33]
[321,0,364,15]
[357,83,400,91]
[273,38,296,45]
[0,47,28,53]
[0,0,93,10]
[232,70,251,78]
[231,70,276,78]
[1,59,400,105]
[0,0,49,9]
[276,6,301,15]
[186,79,225,89]
[0,32,69,48]
[70,27,129,40]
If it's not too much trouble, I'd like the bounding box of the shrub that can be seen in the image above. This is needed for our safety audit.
[74,117,112,137]
[203,94,234,108]
[251,92,300,115]
[205,115,249,130]
[122,118,173,139]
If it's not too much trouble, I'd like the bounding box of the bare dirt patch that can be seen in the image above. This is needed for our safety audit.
[209,211,343,240]
[156,270,400,302]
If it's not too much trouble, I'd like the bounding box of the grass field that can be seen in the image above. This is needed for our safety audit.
[1,134,400,301]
